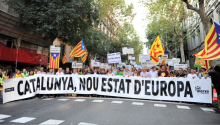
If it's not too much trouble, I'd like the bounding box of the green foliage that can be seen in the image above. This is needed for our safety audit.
[4,0,99,44]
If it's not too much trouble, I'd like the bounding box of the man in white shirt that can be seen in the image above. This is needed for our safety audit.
[112,67,117,74]
[56,68,64,75]
[187,69,197,79]
[149,66,158,78]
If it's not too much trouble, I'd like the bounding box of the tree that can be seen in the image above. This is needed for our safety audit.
[4,0,99,45]
[142,0,192,62]
[182,0,211,34]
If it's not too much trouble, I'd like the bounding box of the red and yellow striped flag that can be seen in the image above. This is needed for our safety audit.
[149,36,164,64]
[194,22,220,60]
[82,48,88,63]
[70,40,87,58]
[62,52,67,64]
[49,53,60,69]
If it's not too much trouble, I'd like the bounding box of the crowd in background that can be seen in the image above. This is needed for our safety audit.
[0,64,215,80]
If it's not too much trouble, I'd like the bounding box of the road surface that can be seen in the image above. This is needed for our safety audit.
[0,97,219,125]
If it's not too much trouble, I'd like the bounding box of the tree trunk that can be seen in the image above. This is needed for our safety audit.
[179,37,185,63]
[199,7,211,35]
[170,52,174,58]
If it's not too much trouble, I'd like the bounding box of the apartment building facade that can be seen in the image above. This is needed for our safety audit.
[186,0,220,68]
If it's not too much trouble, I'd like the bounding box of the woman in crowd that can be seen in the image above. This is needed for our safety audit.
[123,68,131,77]
[107,69,114,76]
[28,70,35,76]
[132,69,139,76]
[169,71,175,77]
[13,69,22,78]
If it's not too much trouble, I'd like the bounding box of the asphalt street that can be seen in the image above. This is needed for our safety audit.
[0,97,219,125]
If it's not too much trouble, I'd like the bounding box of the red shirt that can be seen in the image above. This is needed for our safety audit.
[158,70,169,77]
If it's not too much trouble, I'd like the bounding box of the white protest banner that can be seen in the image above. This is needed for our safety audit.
[122,47,134,55]
[139,54,150,62]
[100,63,105,68]
[185,64,188,68]
[104,63,108,68]
[91,60,100,67]
[2,75,212,104]
[172,58,180,63]
[168,61,174,66]
[50,45,61,53]
[129,56,135,60]
[130,61,136,65]
[72,61,83,68]
[100,63,109,69]
[125,65,132,70]
[117,64,122,68]
[107,52,122,64]
[119,62,126,66]
[147,60,158,67]
[161,54,168,60]
[134,64,142,69]
[142,62,147,68]
[174,64,186,70]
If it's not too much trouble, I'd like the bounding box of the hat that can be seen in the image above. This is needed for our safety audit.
[117,67,121,70]
[201,66,206,70]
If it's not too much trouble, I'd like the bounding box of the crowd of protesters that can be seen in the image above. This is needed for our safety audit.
[0,65,218,79]
[0,64,220,113]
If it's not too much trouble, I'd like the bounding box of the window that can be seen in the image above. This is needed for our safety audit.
[210,18,213,26]
[193,36,196,48]
[199,31,201,44]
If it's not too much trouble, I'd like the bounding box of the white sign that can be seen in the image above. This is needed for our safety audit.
[139,54,150,62]
[119,62,126,66]
[172,58,180,63]
[108,65,112,69]
[91,60,100,67]
[107,52,122,64]
[3,75,212,104]
[134,64,142,69]
[147,60,158,67]
[174,64,186,70]
[168,61,174,66]
[100,63,109,69]
[50,46,61,53]
[161,54,168,60]
[125,65,132,70]
[142,62,148,68]
[72,61,82,68]
[130,61,136,65]
[117,64,122,68]
[122,47,134,55]
[129,56,135,60]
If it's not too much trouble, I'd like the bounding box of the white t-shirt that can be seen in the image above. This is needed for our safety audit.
[72,73,78,76]
[56,72,64,75]
[149,70,158,78]
[187,74,197,79]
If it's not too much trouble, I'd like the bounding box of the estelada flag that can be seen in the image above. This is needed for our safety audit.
[149,36,164,64]
[49,53,60,69]
[70,40,87,58]
[194,22,220,60]
[62,52,67,64]
[82,48,88,63]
